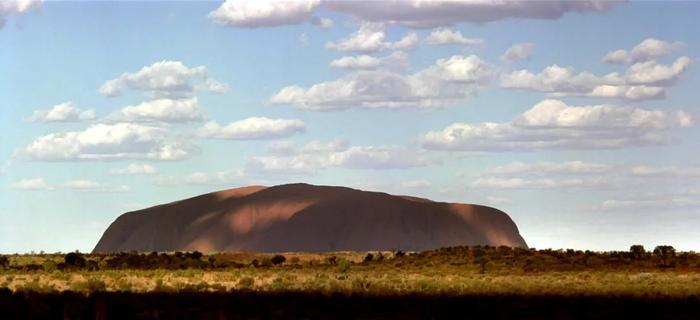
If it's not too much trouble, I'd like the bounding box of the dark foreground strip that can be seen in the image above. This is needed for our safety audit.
[1,289,699,320]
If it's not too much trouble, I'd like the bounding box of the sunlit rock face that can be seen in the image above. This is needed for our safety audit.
[93,183,527,253]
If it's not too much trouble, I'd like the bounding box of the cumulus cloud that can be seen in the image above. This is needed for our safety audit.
[208,0,321,28]
[246,140,430,175]
[199,79,230,94]
[108,98,203,123]
[11,178,127,192]
[501,43,534,62]
[157,170,245,186]
[99,60,228,98]
[12,178,51,190]
[630,165,700,178]
[26,102,96,123]
[401,179,432,189]
[19,123,196,161]
[603,38,685,64]
[420,99,693,152]
[502,38,691,100]
[329,51,408,70]
[473,177,608,189]
[208,0,617,28]
[325,22,417,52]
[198,117,306,140]
[424,28,482,46]
[0,0,42,28]
[596,190,700,211]
[61,180,129,192]
[271,54,495,110]
[501,57,691,100]
[311,16,334,28]
[472,161,700,192]
[625,56,691,86]
[108,163,157,175]
[485,161,612,175]
[325,0,617,27]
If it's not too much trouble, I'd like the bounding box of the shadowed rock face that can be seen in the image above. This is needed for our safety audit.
[93,183,527,253]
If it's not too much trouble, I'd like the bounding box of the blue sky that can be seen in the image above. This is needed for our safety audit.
[1,0,699,253]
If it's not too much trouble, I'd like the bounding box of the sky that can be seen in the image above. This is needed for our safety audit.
[1,0,699,253]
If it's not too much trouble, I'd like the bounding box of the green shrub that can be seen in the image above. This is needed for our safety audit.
[70,278,106,294]
[42,260,57,272]
[237,277,254,289]
[337,259,351,273]
[271,255,286,265]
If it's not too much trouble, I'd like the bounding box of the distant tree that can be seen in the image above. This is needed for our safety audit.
[326,255,338,265]
[337,259,351,273]
[260,258,273,267]
[375,252,384,262]
[0,256,9,270]
[270,255,286,265]
[394,251,406,258]
[629,245,646,259]
[251,259,260,268]
[64,252,86,268]
[363,253,374,263]
[187,251,203,260]
[653,245,676,267]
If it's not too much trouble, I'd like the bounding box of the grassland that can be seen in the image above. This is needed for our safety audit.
[2,246,700,319]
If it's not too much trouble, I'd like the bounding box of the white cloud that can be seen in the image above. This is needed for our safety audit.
[401,179,432,189]
[485,161,612,175]
[501,43,534,62]
[207,0,617,29]
[246,140,430,175]
[99,60,227,98]
[330,55,381,70]
[109,163,157,175]
[329,51,408,70]
[602,49,630,65]
[271,54,494,110]
[324,0,617,27]
[502,38,691,100]
[208,0,321,28]
[625,56,691,85]
[198,117,306,140]
[390,32,419,50]
[299,32,310,46]
[596,190,700,211]
[11,178,128,192]
[26,102,96,123]
[157,170,245,186]
[311,16,334,28]
[20,123,196,161]
[199,79,230,94]
[0,0,42,28]
[421,99,693,152]
[501,57,691,100]
[424,28,482,46]
[630,165,700,178]
[325,22,417,52]
[501,64,622,94]
[472,177,608,189]
[108,98,204,123]
[603,38,685,64]
[12,178,52,190]
[485,196,511,205]
[584,85,667,101]
[61,180,129,192]
[329,146,430,169]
